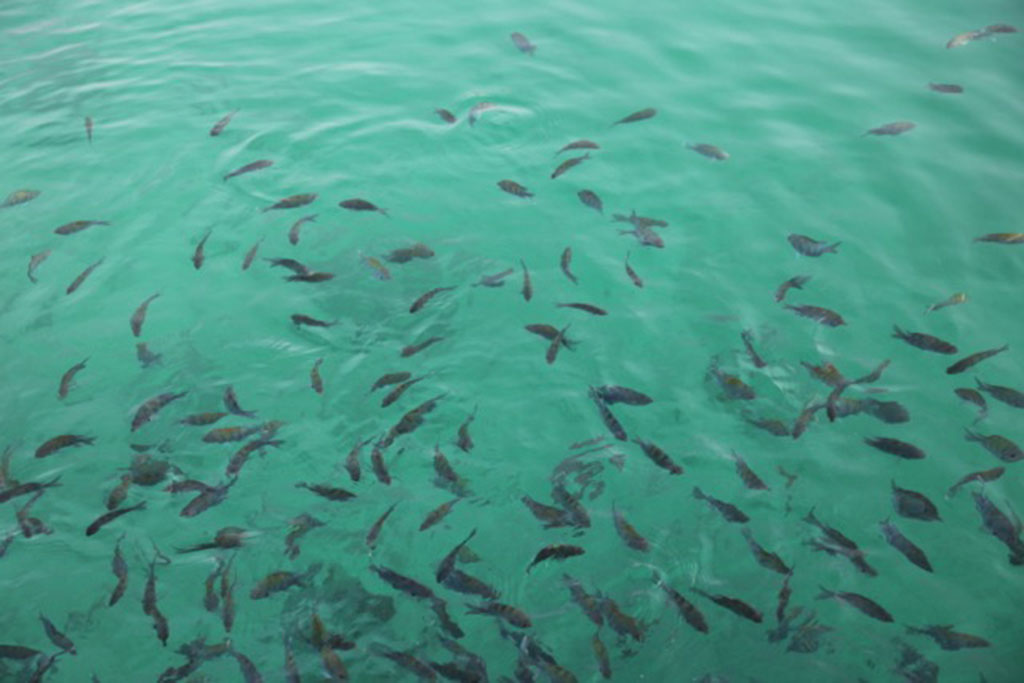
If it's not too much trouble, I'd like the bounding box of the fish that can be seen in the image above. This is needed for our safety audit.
[39,614,75,655]
[740,329,767,368]
[371,564,435,599]
[614,108,656,125]
[556,302,606,316]
[467,101,495,126]
[817,587,893,622]
[192,230,212,269]
[455,408,476,453]
[975,232,1024,244]
[181,412,228,429]
[558,140,600,156]
[371,644,435,680]
[86,501,146,536]
[947,29,986,48]
[474,268,515,287]
[560,247,578,284]
[693,487,749,523]
[551,483,591,528]
[971,491,1024,565]
[892,481,941,521]
[525,324,578,350]
[947,466,1004,497]
[687,143,728,160]
[964,428,1023,462]
[497,180,532,198]
[730,451,769,490]
[109,535,128,606]
[132,391,187,431]
[527,544,585,572]
[209,110,237,136]
[1,189,40,208]
[263,193,317,212]
[58,358,88,399]
[985,23,1018,33]
[106,474,132,510]
[283,514,323,559]
[66,258,103,294]
[35,434,95,458]
[55,219,110,236]
[291,313,336,328]
[976,378,1024,408]
[361,254,392,280]
[266,257,311,275]
[925,292,967,312]
[774,275,811,302]
[178,526,246,553]
[466,602,531,628]
[591,392,628,441]
[384,243,434,263]
[442,569,498,600]
[419,498,460,531]
[946,345,1008,374]
[339,198,389,216]
[562,574,604,626]
[906,625,990,650]
[594,385,651,406]
[787,234,840,257]
[366,502,399,549]
[624,252,643,287]
[619,224,664,248]
[434,528,476,583]
[295,482,356,502]
[343,436,372,483]
[592,632,611,679]
[656,577,709,633]
[371,372,411,392]
[410,286,455,314]
[307,357,324,395]
[180,478,238,517]
[223,385,257,418]
[692,588,762,623]
[892,326,957,354]
[130,293,160,337]
[613,210,669,229]
[785,304,845,326]
[709,362,755,400]
[520,259,532,301]
[250,564,320,599]
[433,446,469,496]
[864,437,926,460]
[522,495,573,528]
[551,153,590,179]
[435,108,456,123]
[224,159,273,181]
[287,214,316,245]
[27,250,50,283]
[740,528,790,574]
[611,503,649,551]
[744,415,792,437]
[401,336,444,357]
[880,518,932,572]
[929,83,964,94]
[865,121,915,136]
[0,645,42,660]
[510,32,536,55]
[85,116,93,143]
[241,239,263,270]
[601,597,645,641]
[370,443,391,484]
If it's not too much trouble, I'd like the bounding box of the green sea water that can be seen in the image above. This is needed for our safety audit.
[2,0,1024,680]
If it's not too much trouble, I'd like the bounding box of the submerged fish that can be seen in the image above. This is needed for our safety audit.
[974,232,1024,244]
[287,214,316,245]
[964,428,1023,462]
[520,259,532,301]
[435,108,456,123]
[467,101,495,126]
[693,487,749,523]
[865,121,915,136]
[788,234,839,257]
[976,378,1024,408]
[209,111,237,136]
[614,108,656,125]
[907,625,990,650]
[223,159,273,181]
[1,189,40,208]
[946,345,1008,374]
[55,219,110,236]
[625,252,643,287]
[687,143,728,160]
[66,258,104,295]
[241,239,262,270]
[410,286,455,314]
[192,230,212,270]
[558,140,599,155]
[880,518,932,572]
[401,336,444,357]
[817,587,892,622]
[556,302,606,316]
[384,243,434,263]
[785,304,845,326]
[551,153,590,179]
[27,250,50,283]
[474,268,515,287]
[132,391,187,431]
[972,491,1024,565]
[497,180,533,198]
[926,292,966,312]
[510,32,536,55]
[35,434,95,458]
[692,588,762,623]
[339,198,388,216]
[775,275,811,302]
[85,116,93,143]
[947,466,1004,497]
[929,83,964,94]
[891,481,941,521]
[864,437,926,460]
[58,358,88,400]
[892,326,957,354]
[263,193,316,212]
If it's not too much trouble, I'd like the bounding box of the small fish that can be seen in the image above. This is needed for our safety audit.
[223,385,257,418]
[657,577,709,633]
[339,198,389,216]
[817,587,893,622]
[745,415,792,437]
[295,482,356,502]
[527,544,585,572]
[308,358,324,395]
[946,345,1008,374]
[947,29,985,48]
[130,293,160,337]
[58,358,88,400]
[497,180,533,198]
[624,252,643,288]
[591,390,628,441]
[947,466,1004,497]
[926,292,966,312]
[907,625,990,650]
[687,143,728,160]
[66,258,103,295]
[474,268,515,287]
[192,230,212,270]
[85,116,93,143]
[974,232,1024,244]
[132,391,187,431]
[250,564,320,600]
[371,564,435,599]
[953,387,987,421]
[223,159,273,181]
[592,632,612,679]
[740,329,767,368]
[39,614,76,655]
[618,224,665,248]
[892,326,957,354]
[972,490,1024,565]
[419,498,460,531]
[741,528,791,574]
[730,451,769,490]
[366,502,399,549]
[106,474,132,510]
[693,487,748,523]
[455,408,476,452]
[263,193,317,212]
[929,83,963,94]
[370,442,391,484]
[86,501,146,536]
[283,513,322,559]
[291,314,336,328]
[109,535,128,606]
[27,250,50,283]
[614,108,656,125]
[785,304,845,326]
[467,101,495,126]
[692,588,762,623]
[510,32,536,55]
[435,108,456,123]
[611,503,649,551]
[577,188,606,214]
[136,343,162,368]
[401,336,444,357]
[892,481,941,521]
[556,302,606,316]
[558,139,599,155]
[436,528,478,582]
[466,602,531,628]
[594,385,651,406]
[975,378,1024,408]
[522,495,572,528]
[383,242,434,263]
[633,438,683,474]
[520,259,533,301]
[864,437,926,460]
[880,518,932,572]
[709,362,756,400]
[209,110,237,136]
[964,428,1023,462]
[1,189,40,208]
[551,153,590,179]
[344,437,371,482]
[865,121,915,136]
[287,214,316,245]
[55,219,110,236]
[410,286,455,314]
[371,372,411,392]
[35,434,95,458]
[361,254,392,280]
[525,323,578,350]
[602,597,645,640]
[788,234,839,257]
[985,23,1018,34]
[774,275,811,302]
[241,239,263,270]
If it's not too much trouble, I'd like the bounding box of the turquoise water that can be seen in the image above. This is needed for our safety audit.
[2,0,1024,680]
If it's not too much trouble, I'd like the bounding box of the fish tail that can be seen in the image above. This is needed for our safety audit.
[963,428,978,442]
[692,487,705,501]
[828,242,841,253]
[975,378,986,391]
[815,586,834,600]
[891,325,904,339]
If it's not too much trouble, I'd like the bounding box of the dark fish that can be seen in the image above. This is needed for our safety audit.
[947,345,1008,374]
[730,451,769,490]
[546,324,570,364]
[594,385,651,406]
[926,292,967,312]
[455,408,476,453]
[964,428,1023,462]
[58,358,88,399]
[612,210,668,229]
[864,437,926,460]
[788,234,839,257]
[591,391,628,441]
[693,487,748,523]
[692,588,762,623]
[433,445,469,496]
[466,602,531,628]
[106,474,132,510]
[947,466,1004,497]
[709,363,755,400]
[310,358,324,394]
[892,481,941,521]
[744,415,791,436]
[223,385,257,418]
[892,326,957,354]
[510,32,536,54]
[525,324,577,350]
[560,247,578,284]
[371,643,436,680]
[527,544,585,572]
[109,535,128,606]
[27,250,50,283]
[420,498,460,532]
[687,143,728,160]
[241,239,262,270]
[295,482,356,502]
[624,252,643,287]
[442,569,499,600]
[776,572,793,625]
[657,577,709,633]
[574,190,604,216]
[370,443,391,485]
[339,198,389,216]
[371,564,435,599]
[371,372,411,392]
[2,189,40,208]
[516,260,532,303]
[974,232,1024,244]
[55,219,110,236]
[411,286,455,313]
[86,501,146,536]
[785,304,845,326]
[364,252,394,279]
[738,329,767,368]
[66,258,103,294]
[402,336,444,357]
[619,224,664,248]
[344,436,372,483]
[775,275,811,302]
[985,23,1018,33]
[817,587,893,622]
[192,230,212,270]
[929,83,963,94]
[474,268,515,287]
[250,564,320,599]
[497,180,532,198]
[85,116,93,142]
[366,502,399,550]
[384,242,434,263]
[522,495,573,528]
[972,491,1024,565]
[614,108,656,125]
[562,574,604,626]
[224,159,273,181]
[291,314,336,328]
[39,614,75,654]
[559,140,599,156]
[283,514,322,559]
[0,645,42,660]
[263,193,317,212]
[947,29,986,48]
[551,153,590,179]
[556,302,606,315]
[976,378,1024,408]
[551,483,591,528]
[0,476,61,504]
[612,503,649,551]
[865,121,915,136]
[592,632,611,679]
[288,214,316,245]
[467,101,495,127]
[209,110,237,136]
[863,398,910,424]
[35,434,95,458]
[178,526,246,553]
[602,597,645,641]
[180,478,237,517]
[130,293,160,337]
[132,391,187,431]
[436,108,456,123]
[435,528,477,583]
[266,257,311,275]
[202,425,261,444]
[907,625,989,650]
[880,518,932,572]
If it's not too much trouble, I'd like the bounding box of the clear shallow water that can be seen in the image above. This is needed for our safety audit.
[1,0,1023,680]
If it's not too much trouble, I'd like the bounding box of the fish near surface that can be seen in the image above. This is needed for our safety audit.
[209,110,237,136]
[497,180,532,198]
[527,544,585,572]
[339,198,388,216]
[611,503,649,551]
[558,139,599,155]
[929,83,964,94]
[594,385,651,406]
[926,292,967,312]
[55,219,110,236]
[864,437,926,460]
[785,304,845,326]
[192,230,212,270]
[891,481,941,521]
[907,625,989,650]
[971,491,1024,565]
[1,189,40,208]
[223,159,273,181]
[27,250,50,283]
[788,234,839,257]
[619,224,664,248]
[879,518,932,572]
[66,258,103,294]
[551,153,590,179]
[250,564,320,599]
[263,193,316,212]
[975,378,1024,408]
[614,108,656,125]
[35,434,95,458]
[775,275,811,302]
[975,232,1024,244]
[740,528,790,574]
[560,247,578,284]
[625,252,643,287]
[963,428,1023,462]
[865,121,915,136]
[132,391,187,431]
[947,466,1004,497]
[817,587,893,622]
[693,487,749,523]
[384,242,434,263]
[688,143,728,160]
[435,108,456,123]
[692,588,762,623]
[892,326,957,354]
[86,501,146,536]
[58,358,88,399]
[946,344,1008,374]
[510,32,536,54]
